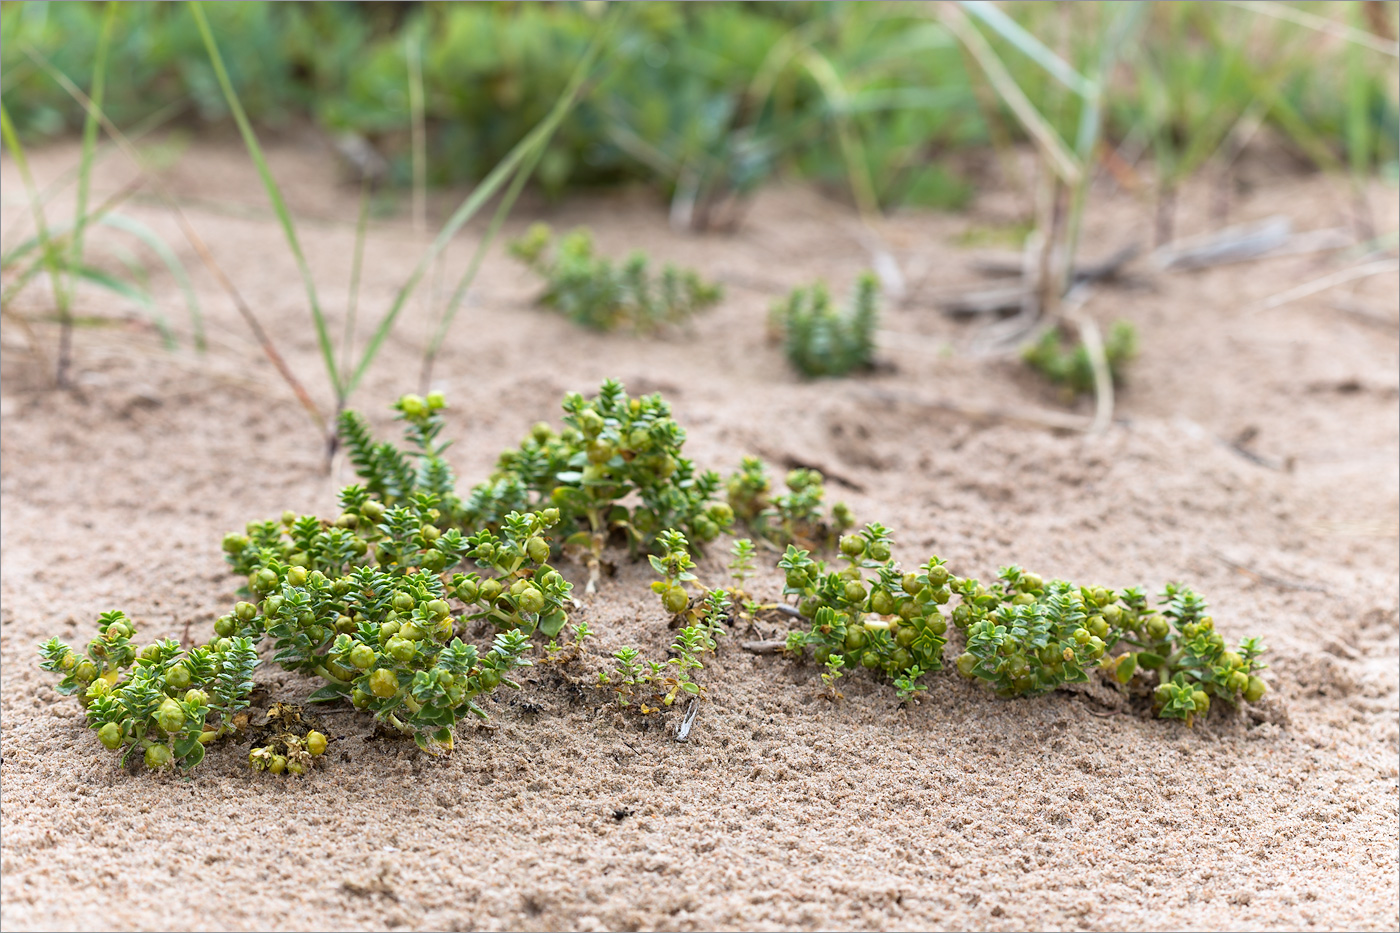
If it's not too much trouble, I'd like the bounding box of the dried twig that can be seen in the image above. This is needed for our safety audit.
[1151,216,1292,270]
[741,640,790,655]
[1252,259,1399,313]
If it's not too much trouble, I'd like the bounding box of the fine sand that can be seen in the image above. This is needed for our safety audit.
[2,135,1397,931]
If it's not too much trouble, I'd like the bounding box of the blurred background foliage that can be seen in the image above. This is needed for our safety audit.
[2,0,1397,214]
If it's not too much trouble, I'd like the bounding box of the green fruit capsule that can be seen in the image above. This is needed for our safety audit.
[145,745,173,770]
[386,637,418,664]
[97,722,123,750]
[369,668,399,698]
[927,565,949,586]
[1145,615,1170,641]
[955,652,977,678]
[235,601,258,623]
[541,508,561,525]
[895,626,917,649]
[251,568,279,594]
[890,648,912,671]
[1153,683,1173,705]
[867,542,891,563]
[305,731,328,757]
[399,394,428,418]
[525,536,551,564]
[349,644,376,670]
[1192,691,1210,714]
[1088,616,1109,639]
[1227,671,1249,694]
[843,580,867,604]
[1244,676,1267,703]
[870,590,895,616]
[662,586,689,615]
[392,593,416,613]
[839,535,865,559]
[184,689,208,707]
[426,599,452,620]
[361,500,385,523]
[214,616,236,638]
[478,669,501,691]
[156,699,185,734]
[426,391,446,410]
[901,573,923,596]
[351,688,371,709]
[1101,604,1123,625]
[222,533,249,554]
[478,579,502,602]
[287,566,308,587]
[268,755,288,775]
[844,628,868,652]
[1072,628,1091,646]
[165,665,192,690]
[517,586,546,615]
[860,651,880,670]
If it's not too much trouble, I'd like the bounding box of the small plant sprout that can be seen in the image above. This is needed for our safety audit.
[893,665,929,703]
[649,528,700,617]
[779,523,951,693]
[1022,320,1137,399]
[39,612,258,771]
[726,458,854,549]
[772,272,879,378]
[509,222,722,333]
[697,590,732,653]
[820,653,846,700]
[728,538,757,593]
[664,626,708,705]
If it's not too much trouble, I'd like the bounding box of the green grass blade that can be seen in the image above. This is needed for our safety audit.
[0,100,70,380]
[189,0,340,397]
[1346,1,1372,181]
[407,28,426,234]
[99,212,205,351]
[70,1,115,286]
[345,5,623,398]
[940,4,1081,185]
[420,130,542,387]
[340,178,371,394]
[69,262,176,349]
[958,0,1096,99]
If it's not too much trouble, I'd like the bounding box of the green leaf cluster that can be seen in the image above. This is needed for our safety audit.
[39,612,257,772]
[1022,320,1137,397]
[726,457,854,549]
[460,379,734,559]
[779,524,951,691]
[773,272,878,378]
[949,567,1268,724]
[510,223,722,333]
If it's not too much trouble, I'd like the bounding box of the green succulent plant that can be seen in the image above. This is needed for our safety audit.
[772,272,878,378]
[510,222,722,332]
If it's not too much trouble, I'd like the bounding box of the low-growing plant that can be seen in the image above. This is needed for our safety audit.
[39,611,258,771]
[726,457,854,549]
[509,222,722,333]
[949,568,1267,725]
[218,492,562,753]
[771,272,878,378]
[456,380,735,579]
[779,523,951,693]
[597,625,710,710]
[1022,320,1137,398]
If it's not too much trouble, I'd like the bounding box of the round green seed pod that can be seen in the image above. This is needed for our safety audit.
[1244,676,1267,703]
[144,744,173,770]
[305,731,328,757]
[662,586,689,615]
[369,668,399,698]
[97,722,123,750]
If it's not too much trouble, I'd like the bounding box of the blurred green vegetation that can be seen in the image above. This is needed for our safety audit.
[2,0,1396,213]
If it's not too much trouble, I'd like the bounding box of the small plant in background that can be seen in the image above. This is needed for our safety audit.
[39,612,258,771]
[772,272,878,378]
[1022,320,1137,398]
[726,457,854,550]
[509,223,722,333]
[779,523,951,693]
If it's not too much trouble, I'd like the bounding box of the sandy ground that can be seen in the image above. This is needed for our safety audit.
[1,134,1397,932]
